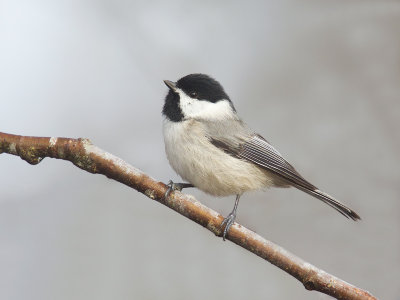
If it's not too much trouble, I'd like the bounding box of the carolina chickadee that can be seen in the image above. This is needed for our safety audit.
[162,73,360,240]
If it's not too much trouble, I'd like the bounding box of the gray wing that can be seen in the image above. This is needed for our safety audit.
[205,119,316,191]
[205,120,360,220]
[239,134,316,190]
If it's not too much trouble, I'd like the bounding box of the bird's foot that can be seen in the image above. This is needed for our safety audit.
[164,180,194,199]
[220,211,237,241]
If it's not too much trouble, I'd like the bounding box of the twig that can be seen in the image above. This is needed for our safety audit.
[0,132,376,300]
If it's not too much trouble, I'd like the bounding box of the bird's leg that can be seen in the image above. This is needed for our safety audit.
[164,180,194,199]
[220,194,241,241]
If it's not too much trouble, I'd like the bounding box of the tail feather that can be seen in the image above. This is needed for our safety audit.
[293,184,361,221]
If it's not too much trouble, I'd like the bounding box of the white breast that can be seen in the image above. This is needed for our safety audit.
[163,119,276,196]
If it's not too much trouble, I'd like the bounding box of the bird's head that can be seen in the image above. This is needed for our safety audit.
[162,74,236,122]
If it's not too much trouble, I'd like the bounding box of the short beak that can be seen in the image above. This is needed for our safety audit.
[164,80,177,92]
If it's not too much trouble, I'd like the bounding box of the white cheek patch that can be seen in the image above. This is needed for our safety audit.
[177,89,235,120]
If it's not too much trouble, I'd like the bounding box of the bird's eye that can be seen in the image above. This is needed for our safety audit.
[190,91,198,98]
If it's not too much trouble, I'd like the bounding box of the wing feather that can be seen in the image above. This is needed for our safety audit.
[239,135,316,191]
[207,124,360,221]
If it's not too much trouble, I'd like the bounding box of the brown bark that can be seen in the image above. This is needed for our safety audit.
[0,132,377,300]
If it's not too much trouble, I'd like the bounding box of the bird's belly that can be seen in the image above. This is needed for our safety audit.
[163,120,275,196]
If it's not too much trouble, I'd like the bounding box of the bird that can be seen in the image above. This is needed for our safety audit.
[161,73,360,240]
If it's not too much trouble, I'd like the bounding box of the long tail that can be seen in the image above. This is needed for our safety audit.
[293,184,361,220]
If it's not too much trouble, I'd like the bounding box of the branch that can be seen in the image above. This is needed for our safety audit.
[0,132,376,300]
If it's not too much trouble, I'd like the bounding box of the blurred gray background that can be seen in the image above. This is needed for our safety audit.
[1,1,399,299]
